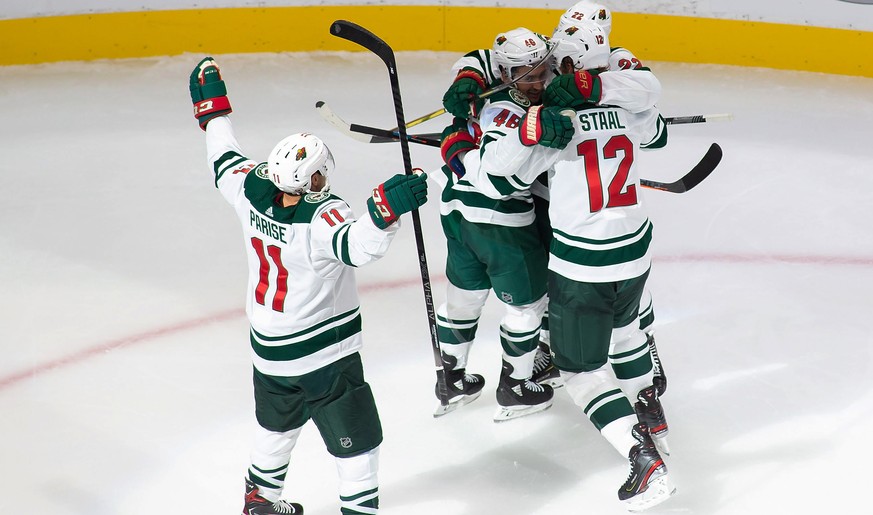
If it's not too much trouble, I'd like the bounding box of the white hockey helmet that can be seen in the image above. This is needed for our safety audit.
[492,27,554,79]
[558,1,613,36]
[266,133,334,194]
[551,21,611,72]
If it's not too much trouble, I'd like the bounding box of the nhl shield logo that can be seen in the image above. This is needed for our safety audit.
[500,291,514,303]
[295,147,307,161]
[339,437,353,449]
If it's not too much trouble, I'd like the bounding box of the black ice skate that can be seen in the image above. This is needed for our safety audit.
[530,340,563,389]
[634,385,670,455]
[243,478,303,515]
[493,360,554,422]
[433,353,485,417]
[647,333,667,396]
[618,423,676,512]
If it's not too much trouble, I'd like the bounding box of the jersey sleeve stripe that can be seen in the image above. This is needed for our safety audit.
[487,174,530,196]
[332,224,356,267]
[213,150,246,179]
[641,115,668,149]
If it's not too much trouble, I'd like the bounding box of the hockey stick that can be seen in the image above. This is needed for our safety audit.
[404,109,731,131]
[665,113,733,125]
[394,44,559,131]
[316,101,441,146]
[319,100,730,147]
[639,143,723,193]
[329,20,451,410]
[327,111,723,193]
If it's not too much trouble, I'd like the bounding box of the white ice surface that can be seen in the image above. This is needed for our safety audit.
[1,52,872,514]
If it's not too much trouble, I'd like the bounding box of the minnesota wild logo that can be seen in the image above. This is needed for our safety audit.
[496,35,507,46]
[509,87,531,107]
[295,147,307,161]
[254,163,269,179]
[598,8,608,20]
[563,26,579,35]
[304,192,329,203]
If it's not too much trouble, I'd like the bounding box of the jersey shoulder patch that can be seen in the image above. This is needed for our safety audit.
[293,193,348,223]
[487,88,531,110]
[304,191,332,204]
[253,162,269,180]
[244,162,277,210]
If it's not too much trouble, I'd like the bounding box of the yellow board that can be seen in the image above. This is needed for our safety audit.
[1,6,872,77]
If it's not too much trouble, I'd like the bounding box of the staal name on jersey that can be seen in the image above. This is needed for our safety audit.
[578,110,627,132]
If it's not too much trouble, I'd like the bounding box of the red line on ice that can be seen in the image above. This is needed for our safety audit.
[1,253,870,390]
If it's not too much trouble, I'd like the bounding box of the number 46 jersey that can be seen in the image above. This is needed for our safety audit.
[471,103,666,285]
[205,116,399,377]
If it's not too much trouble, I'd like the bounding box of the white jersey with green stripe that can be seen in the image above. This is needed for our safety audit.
[450,49,502,86]
[546,106,661,282]
[205,116,398,376]
[469,102,664,283]
[438,86,539,229]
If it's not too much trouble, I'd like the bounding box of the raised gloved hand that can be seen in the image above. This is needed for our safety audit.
[519,106,574,149]
[544,70,602,109]
[367,171,429,229]
[440,118,478,179]
[442,69,487,118]
[189,57,232,130]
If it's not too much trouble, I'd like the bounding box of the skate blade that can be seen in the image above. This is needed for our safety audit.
[492,400,552,422]
[624,475,676,512]
[652,434,670,456]
[433,390,482,418]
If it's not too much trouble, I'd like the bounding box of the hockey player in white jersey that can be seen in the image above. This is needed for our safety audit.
[434,28,558,422]
[441,0,670,397]
[554,1,670,395]
[190,57,428,515]
[466,22,675,511]
[557,1,643,73]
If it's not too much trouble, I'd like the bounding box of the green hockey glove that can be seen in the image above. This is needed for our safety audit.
[544,70,602,109]
[442,69,487,118]
[519,106,574,149]
[367,171,429,229]
[440,118,478,179]
[189,57,232,130]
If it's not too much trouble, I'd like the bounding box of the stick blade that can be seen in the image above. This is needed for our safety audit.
[640,143,723,193]
[680,142,723,192]
[330,20,395,65]
[315,100,372,143]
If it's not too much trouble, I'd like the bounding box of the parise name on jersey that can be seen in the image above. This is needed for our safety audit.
[250,210,288,243]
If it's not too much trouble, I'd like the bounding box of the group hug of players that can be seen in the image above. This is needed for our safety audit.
[189,2,678,513]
